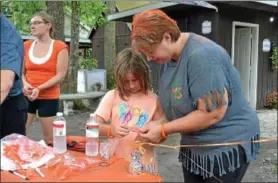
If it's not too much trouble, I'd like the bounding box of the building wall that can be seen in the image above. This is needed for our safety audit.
[92,21,130,69]
[214,4,278,109]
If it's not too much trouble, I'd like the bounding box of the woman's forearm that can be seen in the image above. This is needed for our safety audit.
[164,90,228,135]
[164,110,219,135]
[22,74,28,85]
[37,74,65,90]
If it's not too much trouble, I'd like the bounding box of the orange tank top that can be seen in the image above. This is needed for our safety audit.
[24,40,68,99]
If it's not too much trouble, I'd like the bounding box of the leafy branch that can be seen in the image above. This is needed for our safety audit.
[3,1,46,34]
[4,1,107,34]
[270,42,278,72]
[64,1,108,29]
[79,58,98,70]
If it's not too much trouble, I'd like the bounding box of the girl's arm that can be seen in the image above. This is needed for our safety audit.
[96,115,110,136]
[94,90,129,138]
[97,114,130,138]
[94,91,113,137]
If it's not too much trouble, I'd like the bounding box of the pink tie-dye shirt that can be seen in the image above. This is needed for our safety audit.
[95,89,164,164]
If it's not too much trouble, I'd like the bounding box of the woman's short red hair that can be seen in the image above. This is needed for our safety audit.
[131,9,180,53]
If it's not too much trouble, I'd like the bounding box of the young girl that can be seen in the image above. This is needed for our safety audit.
[94,48,167,171]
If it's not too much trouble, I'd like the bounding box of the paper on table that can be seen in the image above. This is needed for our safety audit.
[1,156,17,171]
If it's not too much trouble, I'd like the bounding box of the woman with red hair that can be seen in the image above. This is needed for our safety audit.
[132,9,260,183]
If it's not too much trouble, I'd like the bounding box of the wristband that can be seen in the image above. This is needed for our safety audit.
[160,124,168,139]
[106,126,114,138]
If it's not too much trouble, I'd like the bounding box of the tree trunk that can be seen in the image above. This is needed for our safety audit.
[66,1,80,93]
[46,1,65,41]
[46,1,69,93]
[103,1,116,73]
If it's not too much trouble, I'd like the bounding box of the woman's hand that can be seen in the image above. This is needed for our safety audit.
[111,124,130,138]
[29,88,40,101]
[23,82,33,97]
[137,121,162,144]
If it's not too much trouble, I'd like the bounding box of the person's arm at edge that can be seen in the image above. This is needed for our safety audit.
[0,70,15,104]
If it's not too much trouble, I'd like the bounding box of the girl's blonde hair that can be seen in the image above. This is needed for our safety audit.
[32,11,55,38]
[114,48,151,100]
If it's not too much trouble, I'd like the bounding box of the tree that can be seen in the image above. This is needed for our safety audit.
[46,1,65,41]
[66,1,81,93]
[3,1,107,35]
[2,1,46,34]
[64,1,107,29]
[104,1,116,73]
[63,1,107,93]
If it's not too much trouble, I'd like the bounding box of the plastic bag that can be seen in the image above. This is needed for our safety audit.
[45,152,99,181]
[1,133,55,171]
[129,147,158,176]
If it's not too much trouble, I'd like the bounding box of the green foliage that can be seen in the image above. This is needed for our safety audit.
[73,99,89,110]
[270,42,278,72]
[85,48,93,59]
[4,1,107,34]
[2,1,46,34]
[79,58,98,70]
[64,1,108,29]
[107,71,116,90]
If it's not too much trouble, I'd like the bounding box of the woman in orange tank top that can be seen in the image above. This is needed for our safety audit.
[23,11,69,142]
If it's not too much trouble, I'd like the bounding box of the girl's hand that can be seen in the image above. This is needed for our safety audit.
[111,124,130,138]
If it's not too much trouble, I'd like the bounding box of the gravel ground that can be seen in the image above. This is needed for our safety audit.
[257,109,277,138]
[28,109,277,182]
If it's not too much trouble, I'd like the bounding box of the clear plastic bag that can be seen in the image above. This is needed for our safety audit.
[45,152,99,181]
[1,133,55,170]
[129,147,158,176]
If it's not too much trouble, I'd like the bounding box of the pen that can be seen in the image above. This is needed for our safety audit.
[8,170,29,180]
[35,168,45,178]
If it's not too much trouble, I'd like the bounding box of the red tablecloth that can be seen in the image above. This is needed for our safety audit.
[1,150,163,182]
